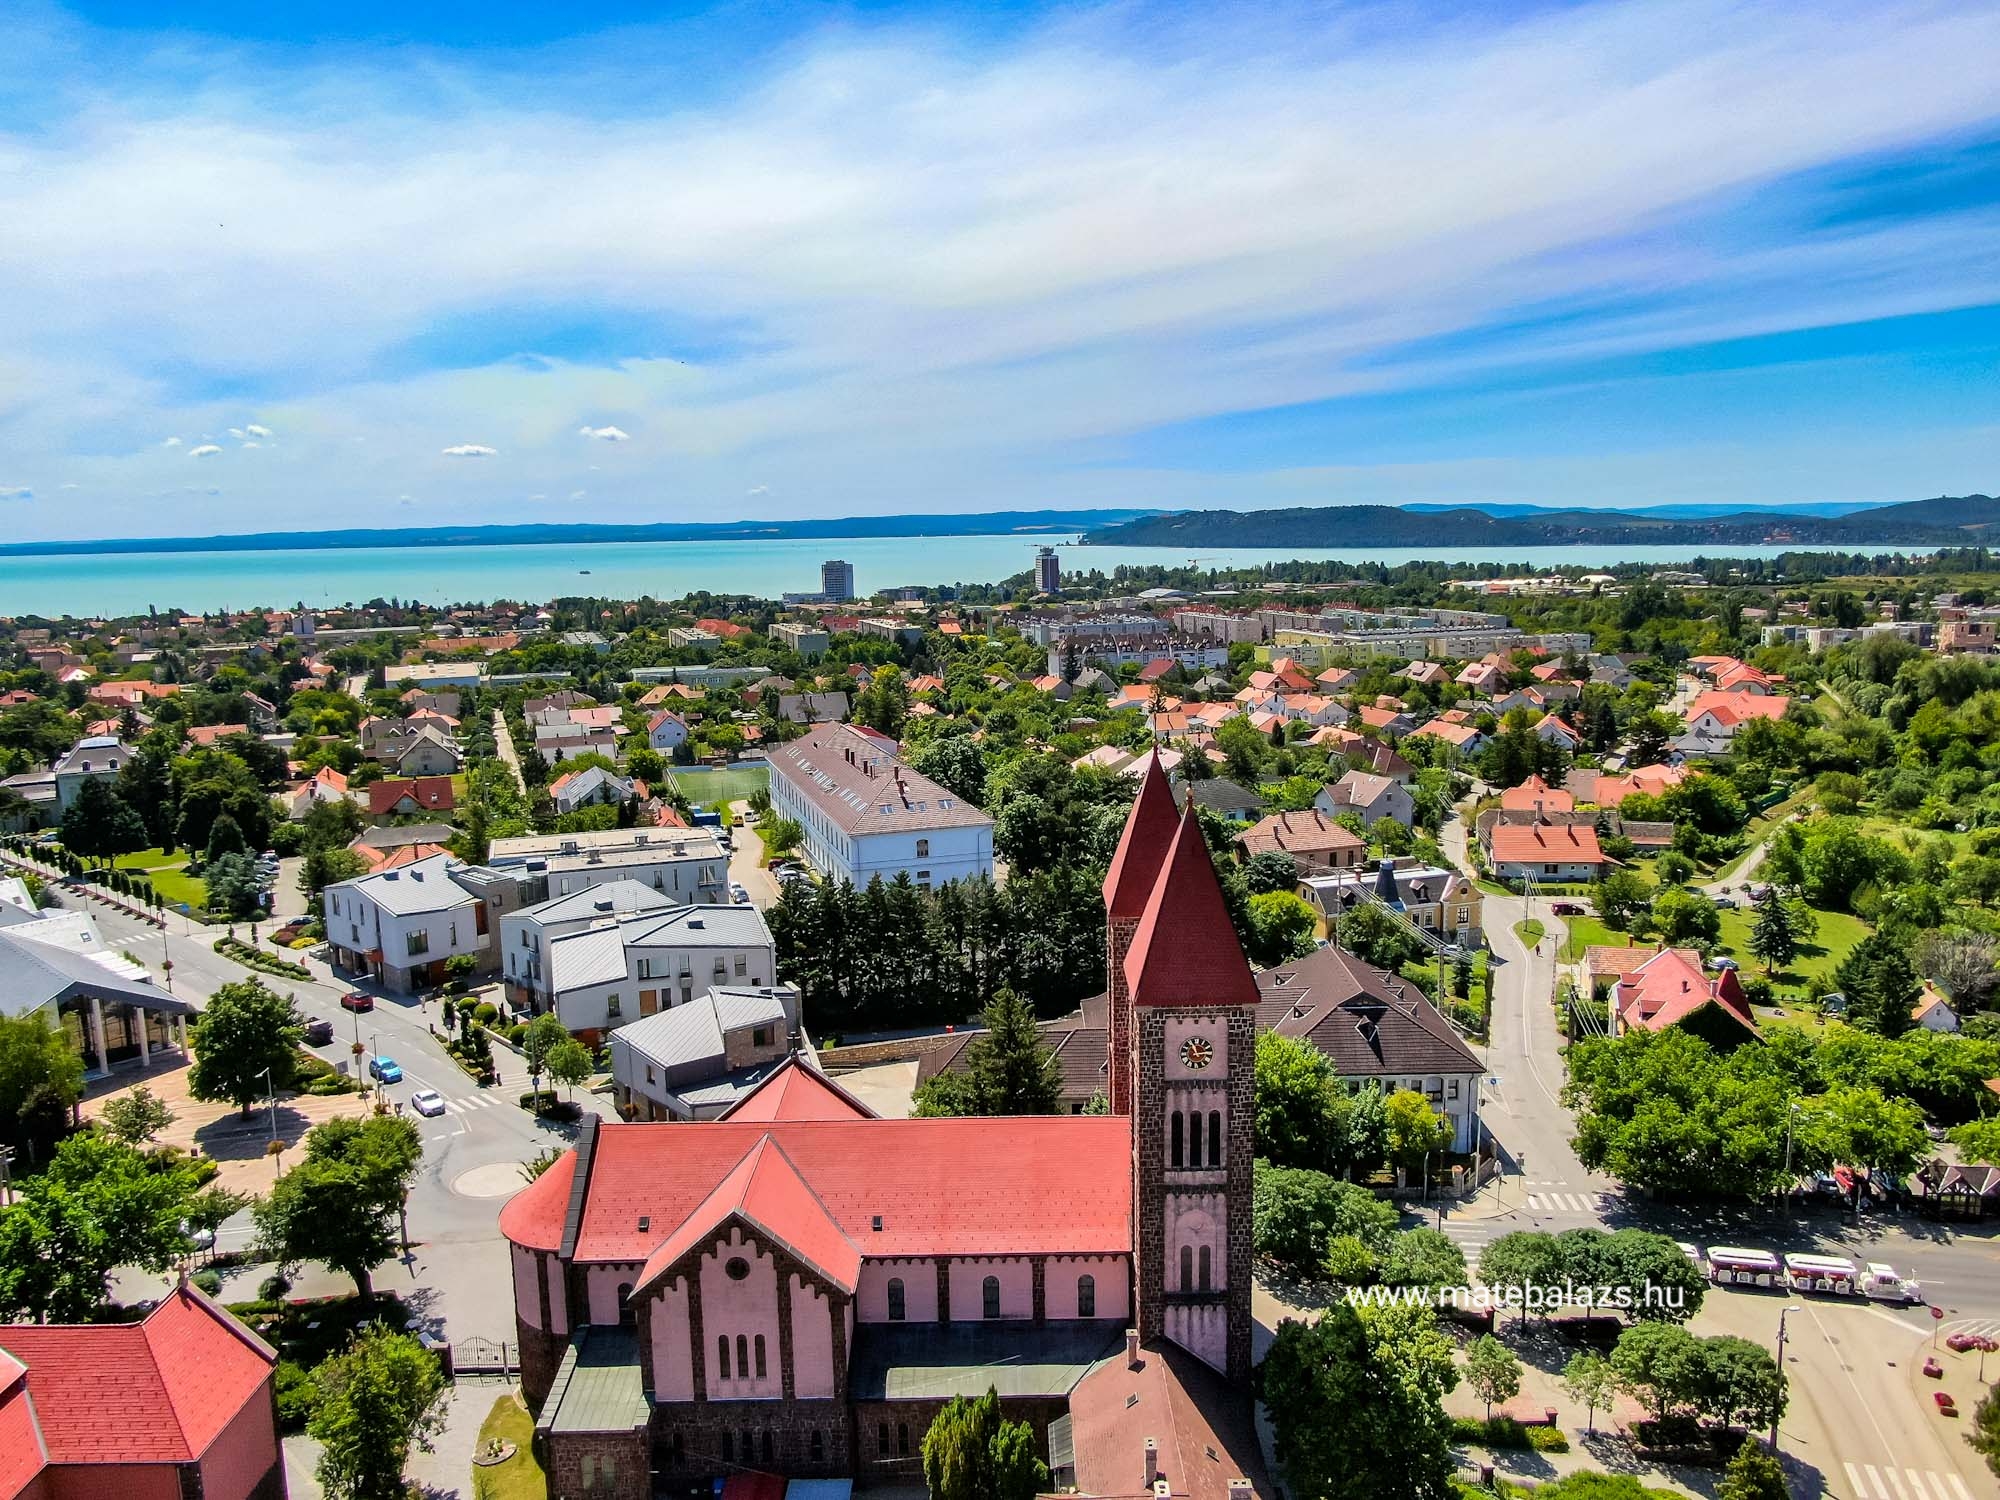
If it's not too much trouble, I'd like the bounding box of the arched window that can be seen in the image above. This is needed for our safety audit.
[887,1277,906,1321]
[736,1335,749,1382]
[1188,1110,1203,1166]
[754,1334,767,1379]
[982,1275,1001,1319]
[616,1282,635,1327]
[1077,1274,1096,1318]
[1179,1245,1193,1290]
[1208,1110,1223,1167]
[1170,1111,1183,1167]
[716,1335,731,1379]
[915,839,930,857]
[1198,1245,1213,1292]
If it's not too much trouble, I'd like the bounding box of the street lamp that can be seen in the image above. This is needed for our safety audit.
[1770,1306,1790,1450]
[257,1067,278,1152]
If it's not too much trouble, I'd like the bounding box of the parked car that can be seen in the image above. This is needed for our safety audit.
[411,1089,446,1117]
[1550,901,1585,916]
[730,882,750,904]
[1933,1390,1959,1417]
[340,991,374,1012]
[303,1017,335,1045]
[181,1219,215,1251]
[369,1056,403,1084]
[1712,894,1738,909]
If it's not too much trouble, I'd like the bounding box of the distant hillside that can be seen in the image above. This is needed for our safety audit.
[0,508,1167,558]
[1080,495,2000,549]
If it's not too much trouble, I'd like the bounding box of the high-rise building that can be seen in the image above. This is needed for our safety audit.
[1034,544,1061,594]
[820,559,856,602]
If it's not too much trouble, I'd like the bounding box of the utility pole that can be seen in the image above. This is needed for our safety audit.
[1770,1306,1790,1450]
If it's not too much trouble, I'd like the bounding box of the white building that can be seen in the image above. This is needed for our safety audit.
[646,710,690,752]
[609,985,813,1120]
[486,826,728,904]
[323,852,497,994]
[53,736,134,813]
[768,721,994,890]
[769,622,830,657]
[508,902,777,1041]
[383,662,487,691]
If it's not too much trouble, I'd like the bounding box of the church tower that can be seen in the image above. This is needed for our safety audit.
[1119,797,1258,1385]
[1101,754,1180,1116]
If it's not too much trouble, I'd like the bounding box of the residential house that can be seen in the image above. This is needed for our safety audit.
[1404,719,1484,757]
[499,880,681,1011]
[1610,947,1758,1047]
[0,1282,286,1500]
[535,726,620,765]
[486,827,729,905]
[1356,705,1415,737]
[286,766,351,820]
[1276,694,1347,727]
[367,775,456,819]
[612,991,824,1120]
[1300,858,1483,948]
[647,711,691,753]
[1398,660,1449,687]
[1499,774,1574,816]
[1255,945,1485,1153]
[551,767,637,815]
[1911,988,1961,1034]
[1483,821,1610,882]
[52,736,134,813]
[1566,763,1686,808]
[1315,770,1414,829]
[1533,715,1583,751]
[1185,779,1265,823]
[393,726,463,777]
[323,852,511,992]
[1235,809,1366,875]
[401,689,463,717]
[1676,692,1791,755]
[1455,660,1506,695]
[769,722,994,889]
[1938,621,1996,654]
[777,692,851,725]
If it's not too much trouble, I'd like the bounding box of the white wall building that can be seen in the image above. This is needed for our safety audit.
[323,852,494,993]
[512,903,778,1041]
[485,826,728,904]
[767,721,994,890]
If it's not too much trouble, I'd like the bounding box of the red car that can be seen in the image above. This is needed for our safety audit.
[339,991,374,1012]
[1933,1391,1958,1417]
[1550,901,1585,916]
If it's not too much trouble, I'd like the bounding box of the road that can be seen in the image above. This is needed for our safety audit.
[492,709,525,790]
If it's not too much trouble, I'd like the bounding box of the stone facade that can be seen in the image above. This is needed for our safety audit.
[1108,915,1138,1114]
[543,1425,649,1500]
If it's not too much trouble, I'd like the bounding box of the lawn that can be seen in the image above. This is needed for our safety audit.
[1514,919,1545,949]
[1714,903,1869,997]
[1556,913,1627,963]
[112,847,208,910]
[668,764,770,809]
[474,1392,545,1500]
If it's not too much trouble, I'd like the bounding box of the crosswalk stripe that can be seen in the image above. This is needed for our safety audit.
[1865,1464,1887,1500]
[1882,1466,1908,1500]
[1846,1463,1866,1498]
[1906,1469,1932,1500]
[1948,1474,1973,1500]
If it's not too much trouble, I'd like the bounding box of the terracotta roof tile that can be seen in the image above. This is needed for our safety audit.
[637,1135,863,1292]
[1125,808,1260,1009]
[718,1057,877,1122]
[1102,753,1179,922]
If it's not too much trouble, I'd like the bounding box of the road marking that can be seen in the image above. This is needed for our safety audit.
[1525,1192,1600,1213]
[1948,1474,1973,1500]
[1846,1462,1865,1498]
[1883,1465,1907,1500]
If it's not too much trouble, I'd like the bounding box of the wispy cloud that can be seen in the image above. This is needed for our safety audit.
[187,444,222,458]
[1,1,1998,538]
[0,486,32,500]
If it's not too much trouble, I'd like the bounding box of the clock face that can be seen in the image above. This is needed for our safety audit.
[1179,1036,1214,1071]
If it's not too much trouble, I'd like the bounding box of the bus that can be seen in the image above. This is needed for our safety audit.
[1706,1247,1781,1287]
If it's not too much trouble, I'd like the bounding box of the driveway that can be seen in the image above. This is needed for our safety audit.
[726,801,778,907]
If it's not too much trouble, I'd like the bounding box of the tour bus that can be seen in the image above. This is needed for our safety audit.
[1783,1253,1859,1295]
[1706,1246,1781,1287]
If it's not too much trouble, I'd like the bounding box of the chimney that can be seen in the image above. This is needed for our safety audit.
[1229,1482,1254,1500]
[1126,1328,1141,1368]
[1143,1439,1158,1487]
[1153,1483,1171,1500]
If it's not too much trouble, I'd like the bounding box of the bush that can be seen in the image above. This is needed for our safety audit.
[1448,1416,1568,1452]
[212,936,311,980]
[473,1002,500,1025]
[1527,1426,1571,1453]
[506,1023,527,1046]
[273,1359,319,1431]
[258,1273,292,1301]
[192,1269,224,1296]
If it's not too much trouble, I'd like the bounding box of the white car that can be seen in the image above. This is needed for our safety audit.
[411,1089,447,1118]
[730,882,750,904]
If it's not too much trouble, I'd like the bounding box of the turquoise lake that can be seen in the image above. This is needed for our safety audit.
[0,534,1811,617]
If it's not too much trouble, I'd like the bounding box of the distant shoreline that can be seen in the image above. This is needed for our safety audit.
[0,509,1156,560]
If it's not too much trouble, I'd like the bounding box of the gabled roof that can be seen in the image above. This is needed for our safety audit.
[1615,948,1756,1037]
[636,1135,863,1293]
[1257,945,1481,1077]
[1487,821,1606,866]
[0,1284,275,1467]
[1500,774,1574,813]
[1125,807,1259,1009]
[718,1053,877,1122]
[1102,752,1179,922]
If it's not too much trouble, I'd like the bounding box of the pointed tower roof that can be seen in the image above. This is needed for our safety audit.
[1103,752,1181,921]
[1124,805,1260,1009]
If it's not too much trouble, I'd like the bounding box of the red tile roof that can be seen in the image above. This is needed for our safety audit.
[1487,821,1606,866]
[367,775,455,816]
[504,1117,1133,1266]
[0,1285,275,1467]
[1125,807,1260,1010]
[1615,949,1757,1037]
[0,1355,46,1500]
[1103,752,1179,922]
[1067,1341,1270,1500]
[1686,691,1791,726]
[636,1135,864,1293]
[718,1056,877,1122]
[1500,774,1574,813]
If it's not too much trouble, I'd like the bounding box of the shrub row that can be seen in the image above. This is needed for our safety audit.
[214,936,311,980]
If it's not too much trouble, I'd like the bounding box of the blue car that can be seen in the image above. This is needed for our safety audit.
[369,1056,404,1084]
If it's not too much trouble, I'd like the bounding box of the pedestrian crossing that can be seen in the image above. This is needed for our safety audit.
[436,1091,498,1114]
[1943,1318,2000,1340]
[1843,1461,1975,1500]
[1437,1220,1490,1260]
[1525,1191,1602,1213]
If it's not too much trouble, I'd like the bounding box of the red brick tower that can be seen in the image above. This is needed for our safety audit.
[1100,753,1179,1117]
[1122,801,1259,1385]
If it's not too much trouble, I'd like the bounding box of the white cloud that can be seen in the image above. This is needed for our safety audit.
[578,425,629,442]
[0,486,32,500]
[245,423,272,437]
[187,444,222,458]
[441,443,497,457]
[162,436,181,447]
[227,427,246,439]
[747,485,768,496]
[569,489,586,500]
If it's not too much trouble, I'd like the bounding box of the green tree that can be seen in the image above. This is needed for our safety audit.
[1464,1333,1521,1421]
[255,1116,417,1298]
[1836,931,1921,1038]
[520,1013,569,1106]
[1599,1228,1706,1324]
[1746,887,1799,974]
[1592,869,1651,931]
[0,1133,219,1322]
[1610,1321,1705,1421]
[1383,1090,1454,1178]
[1379,1228,1467,1293]
[205,811,249,862]
[1337,901,1424,972]
[59,777,148,859]
[189,979,301,1119]
[912,990,1061,1117]
[1253,1032,1341,1171]
[908,734,989,809]
[920,1386,1047,1500]
[1559,1351,1619,1436]
[308,1325,447,1500]
[1245,890,1319,965]
[205,851,265,917]
[1698,1334,1785,1433]
[98,1084,175,1145]
[1243,848,1302,897]
[0,1012,85,1165]
[853,665,910,739]
[1253,1163,1397,1273]
[1716,1439,1789,1500]
[546,1038,594,1101]
[1971,1382,2000,1481]
[1258,1301,1459,1500]
[1651,887,1720,947]
[301,846,369,899]
[1479,1231,1566,1328]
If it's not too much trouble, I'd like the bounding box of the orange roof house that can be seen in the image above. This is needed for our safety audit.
[1485,820,1608,877]
[1500,774,1575,815]
[1614,948,1758,1045]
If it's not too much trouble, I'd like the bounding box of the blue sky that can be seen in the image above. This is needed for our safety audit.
[1,0,1998,539]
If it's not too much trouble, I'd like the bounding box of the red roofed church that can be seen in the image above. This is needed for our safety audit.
[0,1282,284,1500]
[499,754,1265,1500]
